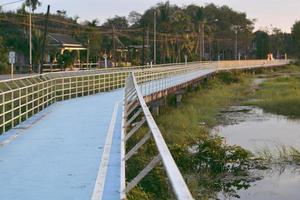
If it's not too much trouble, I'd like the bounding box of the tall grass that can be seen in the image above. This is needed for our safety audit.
[127,72,258,200]
[157,72,252,144]
[128,65,300,200]
[248,74,300,118]
[257,146,300,165]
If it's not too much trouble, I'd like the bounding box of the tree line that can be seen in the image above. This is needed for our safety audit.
[0,1,300,73]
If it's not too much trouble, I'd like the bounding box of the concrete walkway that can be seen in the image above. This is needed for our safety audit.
[0,90,123,200]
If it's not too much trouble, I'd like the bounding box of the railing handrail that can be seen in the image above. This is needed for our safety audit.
[124,72,194,200]
[1,59,289,83]
[0,59,290,133]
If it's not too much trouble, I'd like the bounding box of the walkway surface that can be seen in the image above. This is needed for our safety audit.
[0,90,124,200]
[0,68,215,200]
[0,73,37,81]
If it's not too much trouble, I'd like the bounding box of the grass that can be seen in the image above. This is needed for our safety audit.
[247,65,300,118]
[257,146,300,165]
[128,64,300,199]
[127,72,258,200]
[157,71,252,144]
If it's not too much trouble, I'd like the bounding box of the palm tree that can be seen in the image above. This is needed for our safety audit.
[186,5,204,59]
[87,19,99,27]
[24,0,41,12]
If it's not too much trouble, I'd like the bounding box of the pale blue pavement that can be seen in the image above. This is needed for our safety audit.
[0,90,123,200]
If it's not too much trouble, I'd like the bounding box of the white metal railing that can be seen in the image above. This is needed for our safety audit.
[122,72,194,200]
[120,59,290,199]
[0,59,290,134]
[0,63,210,134]
[216,59,290,70]
[0,71,130,133]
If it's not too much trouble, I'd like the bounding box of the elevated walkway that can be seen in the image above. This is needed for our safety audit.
[0,60,290,200]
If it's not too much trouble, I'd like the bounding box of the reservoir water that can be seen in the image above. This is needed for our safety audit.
[216,106,300,200]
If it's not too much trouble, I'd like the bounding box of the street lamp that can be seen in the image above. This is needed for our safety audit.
[231,25,242,60]
[153,10,157,65]
[29,0,32,72]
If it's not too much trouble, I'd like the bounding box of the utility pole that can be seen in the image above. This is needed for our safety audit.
[232,25,240,60]
[176,35,179,63]
[235,30,238,60]
[153,11,157,64]
[86,38,90,69]
[142,25,145,65]
[112,26,116,67]
[209,36,212,61]
[198,23,202,61]
[40,5,50,74]
[29,0,32,72]
[146,27,149,63]
[202,22,205,61]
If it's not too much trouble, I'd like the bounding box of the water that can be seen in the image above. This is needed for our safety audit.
[216,106,300,200]
[216,106,300,152]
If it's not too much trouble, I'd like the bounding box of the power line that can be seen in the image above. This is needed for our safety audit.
[0,17,236,42]
[0,0,24,7]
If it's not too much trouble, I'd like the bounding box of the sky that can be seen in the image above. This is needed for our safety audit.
[1,0,300,33]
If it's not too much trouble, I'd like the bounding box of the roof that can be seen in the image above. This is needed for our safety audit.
[48,33,85,49]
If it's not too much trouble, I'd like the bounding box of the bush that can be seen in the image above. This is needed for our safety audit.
[217,71,241,84]
[0,62,9,74]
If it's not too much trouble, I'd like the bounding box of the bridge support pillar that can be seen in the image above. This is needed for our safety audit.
[152,106,160,116]
[191,83,198,91]
[175,91,184,106]
[149,97,166,116]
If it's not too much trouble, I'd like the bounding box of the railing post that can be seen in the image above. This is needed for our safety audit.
[18,89,21,124]
[93,75,96,94]
[2,94,5,133]
[69,77,71,99]
[26,87,29,120]
[75,77,78,98]
[37,82,40,113]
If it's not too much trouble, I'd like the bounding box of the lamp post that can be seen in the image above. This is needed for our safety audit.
[153,11,157,64]
[234,28,238,60]
[29,0,32,72]
[231,25,241,60]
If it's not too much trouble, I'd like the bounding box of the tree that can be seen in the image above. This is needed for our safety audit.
[292,21,300,58]
[102,16,129,29]
[128,11,142,26]
[73,15,80,23]
[254,31,270,59]
[269,28,285,59]
[56,50,76,69]
[85,19,99,27]
[24,0,41,12]
[186,4,203,29]
[85,19,102,63]
[0,36,8,73]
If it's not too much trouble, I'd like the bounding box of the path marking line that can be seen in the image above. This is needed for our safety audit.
[91,101,119,200]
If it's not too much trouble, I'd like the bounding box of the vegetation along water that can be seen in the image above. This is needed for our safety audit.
[127,64,300,200]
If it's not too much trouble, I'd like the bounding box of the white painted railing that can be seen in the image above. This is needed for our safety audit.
[0,63,207,134]
[0,60,290,134]
[122,72,194,200]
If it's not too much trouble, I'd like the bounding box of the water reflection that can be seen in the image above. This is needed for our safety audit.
[216,106,300,152]
[220,165,300,200]
[216,106,300,199]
